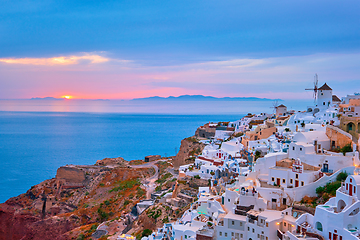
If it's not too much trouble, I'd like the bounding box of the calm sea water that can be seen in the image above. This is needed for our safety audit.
[0,99,311,202]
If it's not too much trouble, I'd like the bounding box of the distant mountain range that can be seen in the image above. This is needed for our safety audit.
[132,95,281,101]
[30,97,64,100]
[29,95,281,101]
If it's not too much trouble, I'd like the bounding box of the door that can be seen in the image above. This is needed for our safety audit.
[350,184,353,196]
[323,164,329,173]
[295,180,299,187]
[277,178,281,186]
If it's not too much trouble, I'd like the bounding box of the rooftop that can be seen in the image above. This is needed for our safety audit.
[318,83,332,91]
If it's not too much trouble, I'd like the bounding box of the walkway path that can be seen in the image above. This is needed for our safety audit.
[130,161,160,199]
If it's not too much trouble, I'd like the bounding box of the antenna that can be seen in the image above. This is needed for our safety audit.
[305,74,319,103]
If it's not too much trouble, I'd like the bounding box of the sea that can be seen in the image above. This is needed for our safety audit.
[0,99,312,203]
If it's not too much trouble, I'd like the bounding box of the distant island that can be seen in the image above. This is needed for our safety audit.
[30,97,64,100]
[132,95,281,101]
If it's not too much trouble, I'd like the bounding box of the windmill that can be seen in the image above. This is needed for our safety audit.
[305,74,319,103]
[270,100,279,114]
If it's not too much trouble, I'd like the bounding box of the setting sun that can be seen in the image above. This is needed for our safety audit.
[62,95,72,99]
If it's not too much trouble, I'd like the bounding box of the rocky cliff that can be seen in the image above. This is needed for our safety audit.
[0,157,153,240]
[172,137,205,169]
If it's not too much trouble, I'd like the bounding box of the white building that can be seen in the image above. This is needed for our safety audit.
[294,174,360,240]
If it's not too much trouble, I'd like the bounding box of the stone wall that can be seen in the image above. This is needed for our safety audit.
[326,125,353,149]
[56,167,86,183]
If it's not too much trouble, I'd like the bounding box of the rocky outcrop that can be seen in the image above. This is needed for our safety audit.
[172,138,205,169]
[0,160,153,240]
[95,157,127,166]
[0,202,76,240]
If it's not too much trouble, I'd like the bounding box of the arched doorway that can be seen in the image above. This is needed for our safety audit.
[347,122,355,132]
[337,199,346,212]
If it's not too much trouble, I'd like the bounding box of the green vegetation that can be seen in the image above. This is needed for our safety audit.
[109,178,140,193]
[284,128,290,132]
[76,234,85,240]
[156,172,173,184]
[254,150,261,160]
[124,199,131,206]
[185,137,199,143]
[141,229,152,238]
[314,175,343,201]
[97,207,109,221]
[336,171,348,182]
[194,175,201,179]
[147,208,162,219]
[136,187,146,198]
[340,144,352,156]
[162,216,169,223]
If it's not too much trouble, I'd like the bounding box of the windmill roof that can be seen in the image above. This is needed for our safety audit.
[332,95,341,102]
[318,83,332,91]
[276,104,286,108]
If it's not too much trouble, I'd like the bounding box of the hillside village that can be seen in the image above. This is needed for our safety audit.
[141,83,360,240]
[3,83,360,240]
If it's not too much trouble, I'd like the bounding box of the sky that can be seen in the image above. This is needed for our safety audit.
[1,0,360,100]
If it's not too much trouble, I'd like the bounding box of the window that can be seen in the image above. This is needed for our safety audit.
[282,179,286,184]
[300,148,302,151]
[185,235,187,239]
[225,232,227,237]
[252,228,255,233]
[232,232,234,236]
[241,234,243,238]
[228,198,230,202]
[296,174,299,179]
[272,177,274,181]
[266,222,269,227]
[232,221,234,225]
[219,232,222,236]
[354,187,356,194]
[248,227,250,231]
[290,179,293,184]
[301,181,304,186]
[293,146,295,150]
[284,222,287,226]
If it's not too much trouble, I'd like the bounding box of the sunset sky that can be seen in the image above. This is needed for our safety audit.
[1,0,360,100]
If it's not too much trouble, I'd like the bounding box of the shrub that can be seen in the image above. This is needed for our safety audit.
[142,229,152,237]
[97,207,109,221]
[76,234,85,240]
[316,186,324,195]
[109,178,140,193]
[124,200,131,206]
[194,175,201,179]
[340,144,352,156]
[284,128,290,132]
[336,172,348,182]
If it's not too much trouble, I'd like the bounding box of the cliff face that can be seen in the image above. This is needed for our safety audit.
[172,138,205,169]
[0,157,153,240]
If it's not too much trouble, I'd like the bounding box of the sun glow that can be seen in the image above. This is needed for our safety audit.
[63,96,72,99]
